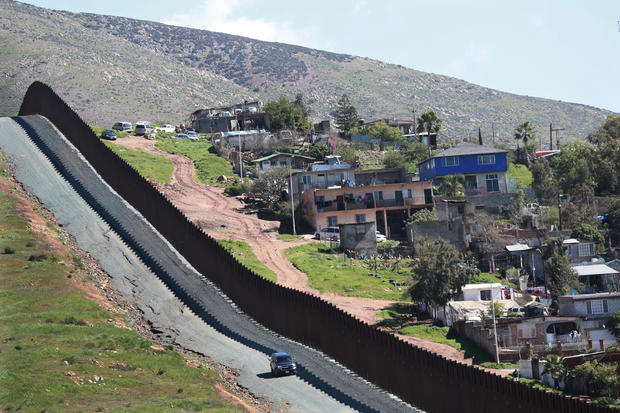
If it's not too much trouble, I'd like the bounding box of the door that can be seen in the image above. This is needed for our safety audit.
[424,188,432,204]
[336,195,345,211]
[395,190,404,206]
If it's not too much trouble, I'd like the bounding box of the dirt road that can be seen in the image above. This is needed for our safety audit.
[114,137,476,364]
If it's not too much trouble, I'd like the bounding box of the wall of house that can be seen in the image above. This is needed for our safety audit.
[462,286,503,301]
[419,152,507,181]
[558,296,620,317]
[355,168,406,186]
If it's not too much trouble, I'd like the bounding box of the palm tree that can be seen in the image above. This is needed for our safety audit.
[438,174,465,197]
[416,111,443,135]
[542,354,567,389]
[514,121,536,148]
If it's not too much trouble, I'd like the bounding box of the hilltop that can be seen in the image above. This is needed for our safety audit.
[0,0,613,142]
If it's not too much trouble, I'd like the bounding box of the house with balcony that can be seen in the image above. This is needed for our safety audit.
[252,152,315,176]
[292,156,355,199]
[418,142,509,195]
[300,177,433,240]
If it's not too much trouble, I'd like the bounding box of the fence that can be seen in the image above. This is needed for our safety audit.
[17,81,615,413]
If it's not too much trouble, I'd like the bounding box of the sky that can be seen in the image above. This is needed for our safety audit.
[22,0,620,113]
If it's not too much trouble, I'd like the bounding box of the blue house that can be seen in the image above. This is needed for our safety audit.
[418,142,509,194]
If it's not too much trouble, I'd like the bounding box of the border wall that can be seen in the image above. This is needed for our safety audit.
[18,81,613,413]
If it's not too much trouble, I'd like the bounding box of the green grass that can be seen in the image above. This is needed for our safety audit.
[155,138,235,185]
[375,303,493,364]
[102,141,173,183]
[218,239,277,282]
[508,163,533,188]
[285,243,411,300]
[0,174,244,412]
[471,272,518,289]
[480,362,518,369]
[276,234,305,242]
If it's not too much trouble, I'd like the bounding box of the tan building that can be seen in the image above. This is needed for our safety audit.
[301,180,433,240]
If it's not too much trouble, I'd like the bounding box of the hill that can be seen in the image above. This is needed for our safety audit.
[0,0,613,142]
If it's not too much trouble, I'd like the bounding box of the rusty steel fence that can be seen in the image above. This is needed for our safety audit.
[17,81,613,413]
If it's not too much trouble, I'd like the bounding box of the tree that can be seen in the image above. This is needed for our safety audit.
[607,310,620,339]
[561,183,597,229]
[542,354,567,389]
[383,151,406,169]
[293,93,311,119]
[571,223,604,246]
[544,238,579,310]
[308,144,330,161]
[552,142,595,195]
[587,115,620,195]
[530,158,558,206]
[609,196,620,245]
[369,122,403,150]
[264,95,311,132]
[406,208,437,224]
[250,165,290,209]
[401,141,430,171]
[334,94,359,134]
[486,300,505,318]
[510,189,525,223]
[514,121,536,148]
[436,174,465,197]
[407,237,478,317]
[334,145,356,166]
[416,111,442,135]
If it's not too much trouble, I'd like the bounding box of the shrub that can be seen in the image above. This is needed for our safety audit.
[3,246,15,254]
[225,181,250,196]
[607,310,620,339]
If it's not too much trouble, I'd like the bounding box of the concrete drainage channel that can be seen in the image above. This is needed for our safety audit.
[0,116,420,413]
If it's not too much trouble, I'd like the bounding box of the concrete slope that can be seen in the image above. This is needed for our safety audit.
[0,115,419,413]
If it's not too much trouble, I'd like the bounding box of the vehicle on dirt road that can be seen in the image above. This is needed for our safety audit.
[100,129,117,140]
[156,124,175,133]
[270,352,297,376]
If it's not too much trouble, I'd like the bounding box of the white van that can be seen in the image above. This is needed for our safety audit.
[135,122,152,136]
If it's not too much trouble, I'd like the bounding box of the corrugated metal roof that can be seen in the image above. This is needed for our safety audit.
[252,152,314,163]
[573,264,619,276]
[505,243,532,252]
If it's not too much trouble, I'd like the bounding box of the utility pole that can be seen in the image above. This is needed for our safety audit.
[412,109,416,137]
[289,164,297,235]
[491,122,495,143]
[558,192,563,231]
[549,123,565,150]
[491,297,500,364]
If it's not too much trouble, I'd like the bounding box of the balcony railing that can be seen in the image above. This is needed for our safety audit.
[316,196,429,213]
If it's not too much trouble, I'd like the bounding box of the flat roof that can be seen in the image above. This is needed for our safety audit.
[505,243,532,252]
[252,152,314,163]
[560,292,620,301]
[462,283,503,290]
[573,264,619,276]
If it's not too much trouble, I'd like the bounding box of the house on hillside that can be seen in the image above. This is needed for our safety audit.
[418,142,509,195]
[559,292,620,349]
[292,156,354,199]
[252,153,315,176]
[564,238,599,264]
[572,264,619,293]
[300,177,433,240]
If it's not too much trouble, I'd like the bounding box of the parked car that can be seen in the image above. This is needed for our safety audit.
[156,124,175,133]
[112,122,132,132]
[269,352,297,376]
[186,130,198,141]
[100,129,117,140]
[174,133,189,140]
[314,226,339,241]
[135,122,152,136]
[507,307,525,317]
[375,231,387,243]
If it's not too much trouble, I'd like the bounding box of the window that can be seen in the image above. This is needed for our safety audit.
[404,189,412,198]
[302,175,312,185]
[374,191,383,201]
[279,160,287,166]
[442,156,459,167]
[588,300,608,315]
[478,154,496,165]
[430,159,435,168]
[327,216,338,227]
[355,214,366,223]
[480,290,492,300]
[579,243,595,257]
[485,174,499,192]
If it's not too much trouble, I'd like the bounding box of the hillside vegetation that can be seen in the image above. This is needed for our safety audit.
[0,157,244,412]
[0,0,613,142]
